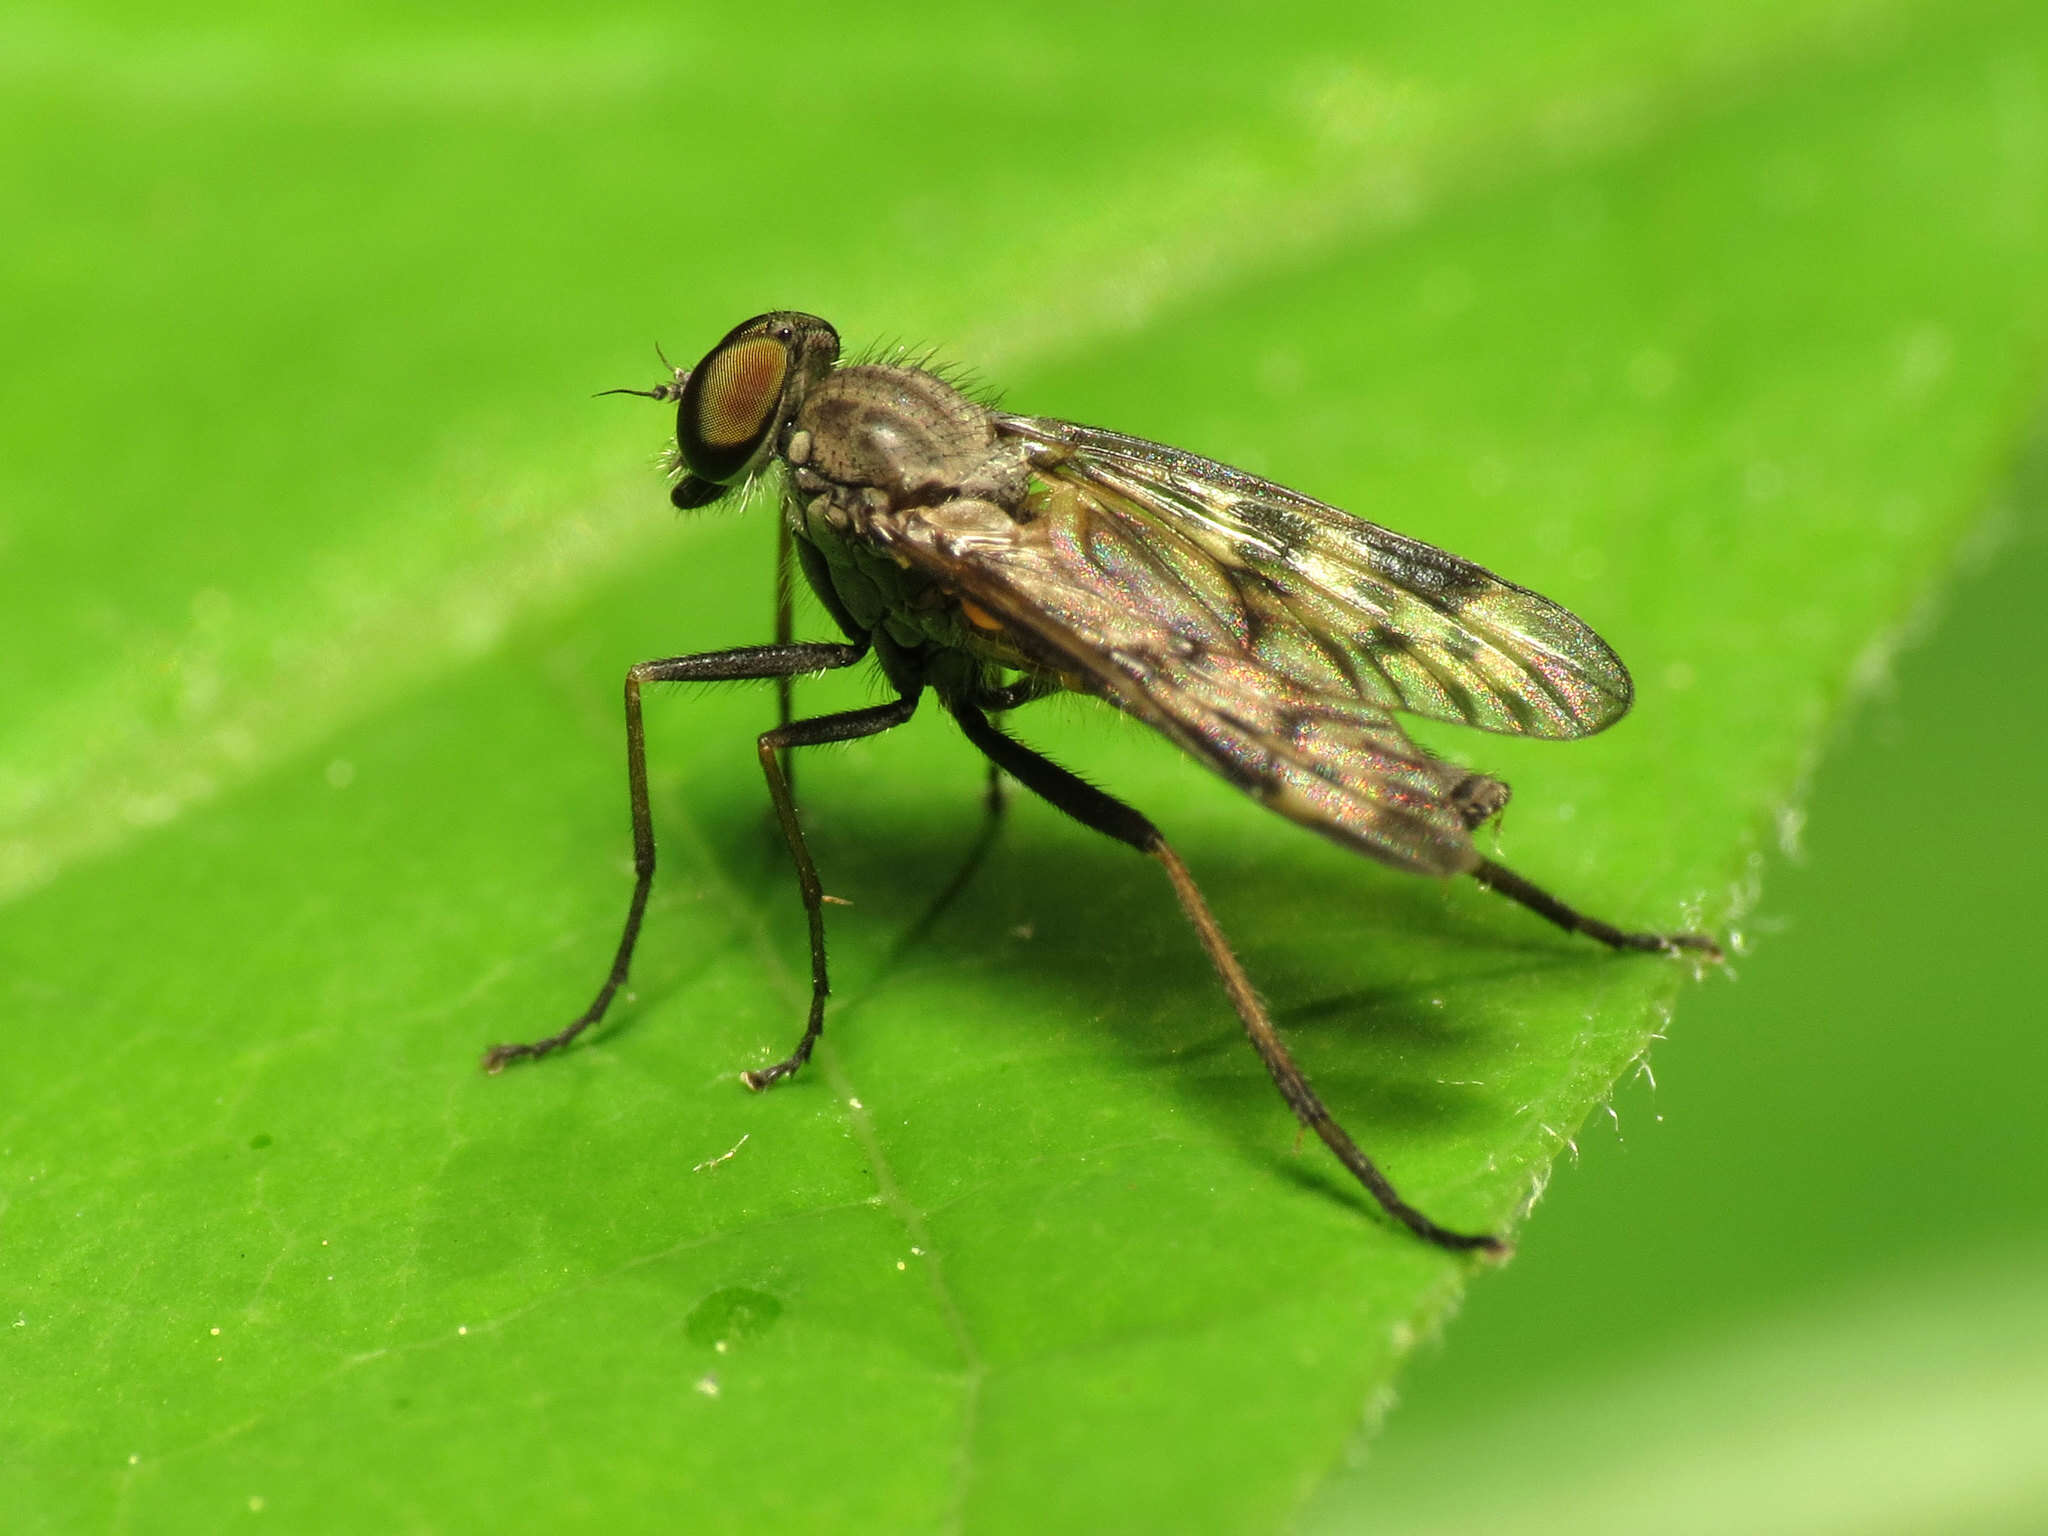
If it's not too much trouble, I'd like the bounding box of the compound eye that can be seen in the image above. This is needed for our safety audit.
[678,333,789,484]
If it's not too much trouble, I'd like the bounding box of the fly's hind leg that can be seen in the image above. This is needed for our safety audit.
[945,697,1509,1257]
[853,673,1066,982]
[1470,859,1723,961]
[964,672,1062,820]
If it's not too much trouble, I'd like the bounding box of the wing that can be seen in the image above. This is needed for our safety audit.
[990,414,1633,739]
[867,478,1497,878]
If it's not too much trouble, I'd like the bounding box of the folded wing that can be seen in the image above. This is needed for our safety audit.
[993,415,1633,740]
[873,472,1498,877]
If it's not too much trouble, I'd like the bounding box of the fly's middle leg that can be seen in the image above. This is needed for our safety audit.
[742,694,921,1089]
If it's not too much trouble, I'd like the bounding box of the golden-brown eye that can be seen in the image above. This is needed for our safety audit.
[693,338,787,451]
[678,333,788,485]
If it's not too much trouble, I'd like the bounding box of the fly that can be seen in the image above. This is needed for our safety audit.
[483,311,1722,1256]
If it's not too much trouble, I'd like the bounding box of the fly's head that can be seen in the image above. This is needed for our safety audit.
[614,312,841,510]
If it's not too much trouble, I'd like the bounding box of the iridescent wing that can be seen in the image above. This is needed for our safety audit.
[990,415,1633,740]
[869,473,1493,878]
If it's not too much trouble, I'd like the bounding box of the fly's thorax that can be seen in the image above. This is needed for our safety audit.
[793,365,1000,504]
[783,478,930,639]
[783,480,1036,675]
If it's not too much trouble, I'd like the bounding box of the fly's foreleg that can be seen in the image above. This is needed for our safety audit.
[482,641,866,1074]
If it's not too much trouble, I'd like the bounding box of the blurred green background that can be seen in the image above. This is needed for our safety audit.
[4,2,2045,1532]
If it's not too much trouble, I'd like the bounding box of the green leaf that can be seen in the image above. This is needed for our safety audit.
[5,2,2045,1531]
